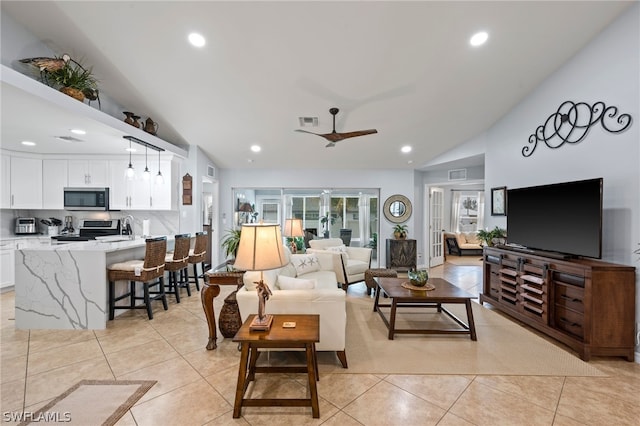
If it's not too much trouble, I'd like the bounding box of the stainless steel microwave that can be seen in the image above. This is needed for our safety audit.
[63,187,110,211]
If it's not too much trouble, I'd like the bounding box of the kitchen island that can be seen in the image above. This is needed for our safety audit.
[14,236,174,330]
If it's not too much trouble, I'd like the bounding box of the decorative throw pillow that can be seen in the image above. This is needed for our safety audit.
[327,245,349,259]
[464,232,480,244]
[279,262,297,278]
[455,233,467,247]
[277,275,316,290]
[290,254,321,276]
[243,269,278,291]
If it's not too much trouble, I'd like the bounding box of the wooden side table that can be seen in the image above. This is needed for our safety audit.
[232,314,320,419]
[202,270,243,350]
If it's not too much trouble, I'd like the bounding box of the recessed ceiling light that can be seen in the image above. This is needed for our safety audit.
[188,32,206,47]
[70,129,86,135]
[470,31,489,47]
[407,160,414,164]
[250,145,261,152]
[21,141,36,146]
[401,145,412,153]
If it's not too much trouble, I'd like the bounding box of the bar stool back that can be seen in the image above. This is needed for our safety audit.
[107,236,168,320]
[165,233,191,302]
[187,231,208,292]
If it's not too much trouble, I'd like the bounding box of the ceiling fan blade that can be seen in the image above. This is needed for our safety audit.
[332,129,378,141]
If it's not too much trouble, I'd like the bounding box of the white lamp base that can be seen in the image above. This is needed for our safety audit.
[249,314,273,331]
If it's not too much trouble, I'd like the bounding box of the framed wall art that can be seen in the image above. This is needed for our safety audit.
[491,186,507,216]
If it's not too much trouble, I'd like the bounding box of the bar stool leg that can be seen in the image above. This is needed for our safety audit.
[109,281,116,320]
[170,271,181,303]
[143,282,153,320]
[160,276,168,311]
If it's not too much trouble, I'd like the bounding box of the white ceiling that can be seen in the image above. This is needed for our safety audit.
[1,1,633,170]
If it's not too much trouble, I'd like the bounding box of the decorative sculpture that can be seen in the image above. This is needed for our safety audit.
[522,101,632,157]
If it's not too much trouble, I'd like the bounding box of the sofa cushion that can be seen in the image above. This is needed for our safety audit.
[243,269,279,291]
[345,258,369,276]
[279,262,297,278]
[277,275,316,290]
[464,232,480,244]
[291,254,321,275]
[455,233,467,248]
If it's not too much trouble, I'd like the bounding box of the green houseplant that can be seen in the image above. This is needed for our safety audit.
[393,224,408,239]
[477,226,507,247]
[221,228,242,259]
[47,60,98,102]
[320,212,335,238]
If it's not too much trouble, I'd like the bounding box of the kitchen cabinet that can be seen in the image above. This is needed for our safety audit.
[0,242,15,289]
[68,160,109,187]
[0,154,10,209]
[42,159,68,209]
[109,159,176,210]
[10,156,42,209]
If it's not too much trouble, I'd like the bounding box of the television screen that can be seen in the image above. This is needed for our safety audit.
[506,178,603,258]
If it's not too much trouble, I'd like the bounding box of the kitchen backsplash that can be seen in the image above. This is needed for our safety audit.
[0,209,179,238]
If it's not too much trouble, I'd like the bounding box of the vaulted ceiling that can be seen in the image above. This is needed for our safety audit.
[1,1,633,170]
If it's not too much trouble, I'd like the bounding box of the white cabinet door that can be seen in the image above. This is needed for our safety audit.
[0,247,15,289]
[0,154,10,209]
[150,160,173,210]
[68,160,109,187]
[10,157,42,209]
[42,159,68,209]
[129,160,152,209]
[108,160,130,209]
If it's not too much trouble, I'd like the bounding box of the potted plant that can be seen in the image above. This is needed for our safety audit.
[320,212,334,238]
[477,226,507,247]
[47,60,98,102]
[221,228,242,259]
[368,232,378,259]
[393,224,408,239]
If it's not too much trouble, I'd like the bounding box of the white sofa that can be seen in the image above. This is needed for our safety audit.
[307,238,372,291]
[236,249,348,368]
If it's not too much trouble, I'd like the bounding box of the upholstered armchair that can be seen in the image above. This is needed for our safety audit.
[307,238,372,290]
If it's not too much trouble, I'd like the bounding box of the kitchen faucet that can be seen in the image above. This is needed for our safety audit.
[122,215,135,240]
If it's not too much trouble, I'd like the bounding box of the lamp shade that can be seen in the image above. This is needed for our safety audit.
[234,223,288,271]
[283,218,304,238]
[238,202,253,212]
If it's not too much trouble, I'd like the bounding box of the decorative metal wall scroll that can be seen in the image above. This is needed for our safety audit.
[522,101,632,157]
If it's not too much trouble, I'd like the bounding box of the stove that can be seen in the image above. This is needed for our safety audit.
[51,219,120,243]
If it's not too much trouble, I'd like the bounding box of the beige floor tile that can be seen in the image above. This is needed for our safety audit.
[161,324,211,355]
[27,339,104,376]
[311,373,380,409]
[450,381,555,425]
[552,414,588,426]
[202,413,251,425]
[104,338,180,377]
[473,375,565,410]
[342,380,446,426]
[1,354,27,383]
[556,377,640,425]
[24,357,114,407]
[204,365,241,405]
[118,357,202,404]
[183,343,241,378]
[321,410,367,426]
[1,377,25,413]
[96,322,162,354]
[384,374,473,410]
[436,412,477,426]
[27,329,96,354]
[239,397,338,426]
[0,335,28,359]
[130,378,231,426]
[113,411,138,426]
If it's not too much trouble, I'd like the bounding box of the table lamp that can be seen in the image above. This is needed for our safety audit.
[233,223,288,331]
[283,218,304,253]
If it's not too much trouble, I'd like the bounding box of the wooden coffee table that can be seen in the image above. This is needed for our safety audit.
[232,314,320,419]
[373,277,477,340]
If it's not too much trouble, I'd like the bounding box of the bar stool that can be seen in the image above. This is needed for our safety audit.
[107,236,168,320]
[164,233,191,303]
[187,231,208,293]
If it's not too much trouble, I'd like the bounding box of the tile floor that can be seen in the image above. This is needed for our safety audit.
[1,261,639,425]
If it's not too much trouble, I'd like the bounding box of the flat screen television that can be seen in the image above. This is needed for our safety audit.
[506,178,603,259]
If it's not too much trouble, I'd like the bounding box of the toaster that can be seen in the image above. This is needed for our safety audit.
[15,217,38,235]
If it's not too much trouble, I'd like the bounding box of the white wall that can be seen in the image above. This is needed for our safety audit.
[483,5,639,352]
[217,168,417,266]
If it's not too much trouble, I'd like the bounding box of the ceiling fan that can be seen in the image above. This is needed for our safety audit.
[295,107,378,147]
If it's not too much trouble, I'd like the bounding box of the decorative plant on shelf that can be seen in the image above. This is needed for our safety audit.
[477,226,507,247]
[393,224,408,239]
[47,60,98,102]
[221,228,242,259]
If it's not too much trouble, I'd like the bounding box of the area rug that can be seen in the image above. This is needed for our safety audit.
[19,380,156,426]
[316,298,604,376]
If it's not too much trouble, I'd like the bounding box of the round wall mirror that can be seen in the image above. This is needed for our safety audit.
[383,194,412,223]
